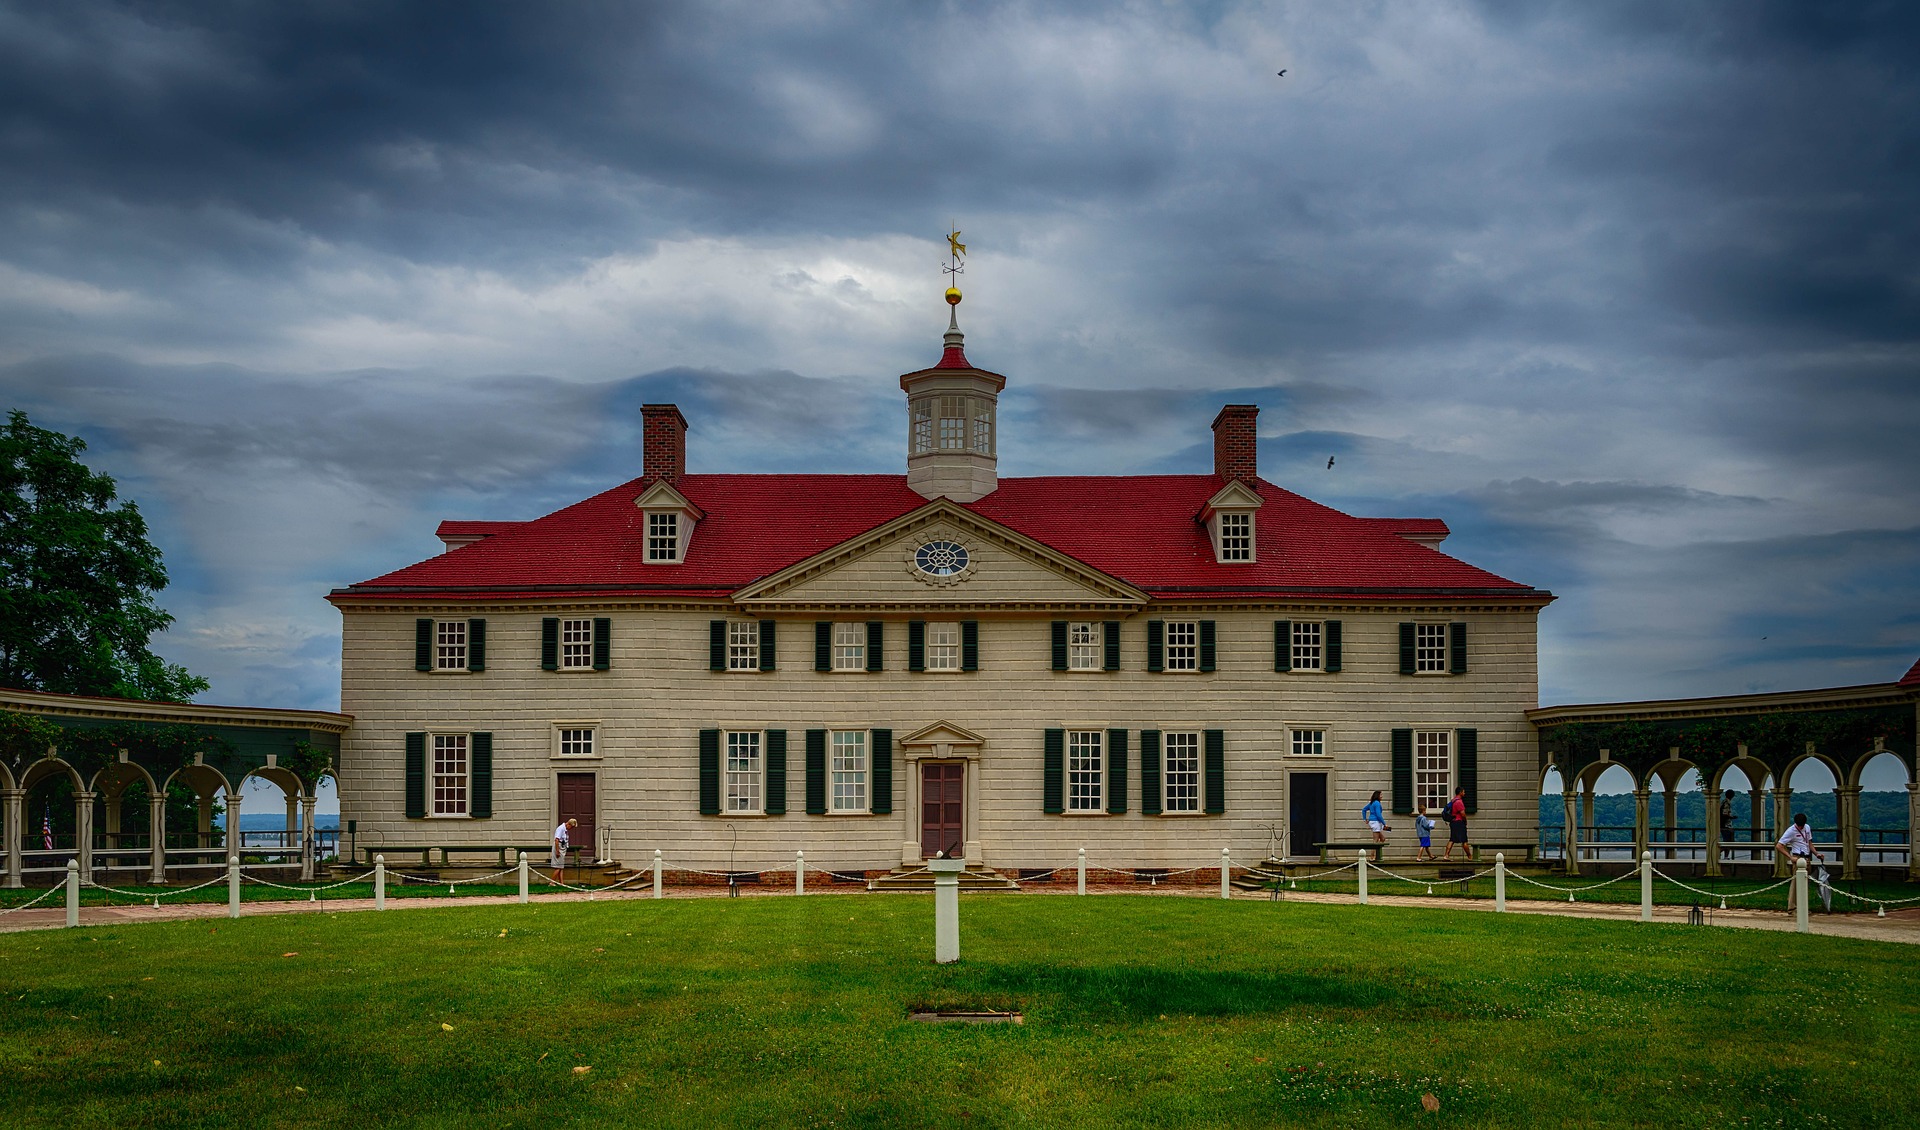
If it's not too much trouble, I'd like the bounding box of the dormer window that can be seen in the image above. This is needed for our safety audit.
[633,479,704,565]
[1198,480,1263,565]
[647,512,679,561]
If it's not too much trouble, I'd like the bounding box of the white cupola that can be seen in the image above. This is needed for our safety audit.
[899,288,1004,503]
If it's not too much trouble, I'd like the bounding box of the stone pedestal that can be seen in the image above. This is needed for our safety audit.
[929,858,966,964]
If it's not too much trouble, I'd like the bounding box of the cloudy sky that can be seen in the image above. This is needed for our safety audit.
[4,1,1918,727]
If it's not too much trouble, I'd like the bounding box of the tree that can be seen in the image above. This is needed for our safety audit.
[0,410,208,701]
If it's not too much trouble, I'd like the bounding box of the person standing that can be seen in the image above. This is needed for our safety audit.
[1443,787,1472,861]
[1718,789,1738,861]
[1775,812,1824,914]
[1363,790,1390,851]
[552,817,578,875]
[1414,807,1436,861]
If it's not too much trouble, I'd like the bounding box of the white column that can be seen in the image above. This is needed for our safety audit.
[1076,847,1086,895]
[1640,850,1653,922]
[66,859,80,928]
[1561,790,1579,876]
[795,850,805,896]
[223,790,244,862]
[1357,850,1368,905]
[1794,857,1808,933]
[653,849,663,898]
[1631,787,1650,864]
[930,859,964,964]
[227,854,240,919]
[148,793,167,885]
[1770,787,1792,877]
[1837,785,1861,881]
[374,854,386,911]
[1219,846,1231,900]
[74,790,95,875]
[1494,852,1506,912]
[1908,782,1919,882]
[299,795,318,882]
[518,851,529,904]
[2,789,22,889]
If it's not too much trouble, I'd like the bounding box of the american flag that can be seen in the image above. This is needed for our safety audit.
[42,807,53,850]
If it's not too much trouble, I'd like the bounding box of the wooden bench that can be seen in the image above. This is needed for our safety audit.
[357,844,555,869]
[1317,842,1387,864]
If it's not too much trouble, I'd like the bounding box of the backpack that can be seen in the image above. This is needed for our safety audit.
[1447,796,1465,822]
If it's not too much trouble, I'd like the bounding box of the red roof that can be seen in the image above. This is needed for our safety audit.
[335,474,1544,604]
[436,520,525,540]
[1900,658,1920,687]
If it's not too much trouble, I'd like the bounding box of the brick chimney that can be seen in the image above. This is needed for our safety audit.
[642,403,688,482]
[1211,404,1258,482]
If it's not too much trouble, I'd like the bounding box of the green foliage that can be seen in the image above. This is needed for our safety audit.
[0,410,207,702]
[284,740,334,788]
[1543,705,1914,783]
[0,708,61,774]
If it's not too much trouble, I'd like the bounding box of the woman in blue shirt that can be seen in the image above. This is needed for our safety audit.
[1363,790,1389,847]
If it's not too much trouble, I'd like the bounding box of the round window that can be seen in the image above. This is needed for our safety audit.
[914,540,970,577]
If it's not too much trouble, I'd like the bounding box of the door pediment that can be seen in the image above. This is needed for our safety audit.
[899,720,985,761]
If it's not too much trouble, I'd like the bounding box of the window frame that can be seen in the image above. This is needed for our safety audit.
[1162,730,1202,814]
[558,617,595,670]
[724,730,763,814]
[646,510,681,563]
[1066,621,1101,671]
[1218,512,1253,562]
[1415,729,1452,814]
[1066,729,1105,813]
[831,622,868,671]
[924,622,961,672]
[430,733,470,817]
[434,619,468,672]
[1289,728,1326,758]
[1414,623,1449,673]
[550,721,603,760]
[829,729,869,813]
[1290,620,1323,672]
[1163,620,1199,672]
[727,620,761,672]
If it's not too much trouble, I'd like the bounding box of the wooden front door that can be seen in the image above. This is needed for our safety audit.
[920,763,964,860]
[1288,772,1327,859]
[557,773,596,862]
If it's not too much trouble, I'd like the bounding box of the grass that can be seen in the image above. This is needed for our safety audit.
[2,896,1915,1128]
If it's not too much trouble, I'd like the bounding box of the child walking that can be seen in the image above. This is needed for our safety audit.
[1414,807,1436,860]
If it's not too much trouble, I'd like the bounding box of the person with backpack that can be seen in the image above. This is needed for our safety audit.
[1363,790,1390,849]
[1443,787,1472,861]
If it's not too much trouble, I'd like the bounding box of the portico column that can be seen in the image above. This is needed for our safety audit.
[1580,788,1594,859]
[299,794,318,881]
[103,790,122,852]
[1632,787,1650,863]
[1770,786,1792,877]
[149,793,167,885]
[197,792,213,849]
[1704,781,1722,877]
[1836,784,1861,881]
[1662,787,1678,860]
[1,789,21,888]
[75,791,95,875]
[1562,789,1579,875]
[1907,782,1919,882]
[1748,787,1766,861]
[224,790,243,861]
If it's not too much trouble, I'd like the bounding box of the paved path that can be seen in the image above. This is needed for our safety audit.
[4,881,1918,943]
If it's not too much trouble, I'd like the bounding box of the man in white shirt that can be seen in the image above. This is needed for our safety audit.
[552,818,578,873]
[1774,812,1823,913]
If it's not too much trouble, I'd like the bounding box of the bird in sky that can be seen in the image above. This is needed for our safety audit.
[1326,456,1335,469]
[1277,69,1287,77]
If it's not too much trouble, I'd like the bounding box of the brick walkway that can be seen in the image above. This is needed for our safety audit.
[4,882,1917,943]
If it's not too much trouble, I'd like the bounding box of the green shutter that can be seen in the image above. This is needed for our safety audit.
[805,730,828,815]
[758,620,777,671]
[698,730,721,815]
[1199,620,1216,672]
[1139,730,1162,815]
[765,730,787,815]
[1147,620,1164,672]
[593,618,612,670]
[815,621,832,671]
[1274,620,1292,672]
[961,621,979,671]
[466,619,486,672]
[1050,621,1068,671]
[1450,622,1468,675]
[866,622,884,671]
[1399,623,1416,675]
[541,618,560,671]
[710,621,727,671]
[1043,729,1065,814]
[1203,730,1226,814]
[1325,620,1342,673]
[1103,621,1120,671]
[908,621,926,672]
[1107,729,1129,814]
[470,732,493,818]
[870,729,892,814]
[1458,728,1478,813]
[415,620,433,672]
[404,732,426,818]
[1391,729,1414,815]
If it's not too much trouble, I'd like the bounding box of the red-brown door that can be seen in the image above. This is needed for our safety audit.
[920,763,964,860]
[557,773,596,862]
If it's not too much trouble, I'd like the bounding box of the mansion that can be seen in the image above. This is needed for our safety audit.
[329,301,1554,876]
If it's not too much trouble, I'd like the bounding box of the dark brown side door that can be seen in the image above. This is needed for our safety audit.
[920,763,963,860]
[557,773,596,861]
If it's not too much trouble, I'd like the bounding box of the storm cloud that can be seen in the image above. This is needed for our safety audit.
[2,0,1916,714]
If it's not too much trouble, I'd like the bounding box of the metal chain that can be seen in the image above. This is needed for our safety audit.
[0,885,65,915]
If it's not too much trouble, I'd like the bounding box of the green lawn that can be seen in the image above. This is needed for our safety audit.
[1,896,1912,1128]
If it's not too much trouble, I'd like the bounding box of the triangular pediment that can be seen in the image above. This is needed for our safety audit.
[732,500,1148,610]
[1197,479,1263,521]
[632,480,705,518]
[899,720,986,747]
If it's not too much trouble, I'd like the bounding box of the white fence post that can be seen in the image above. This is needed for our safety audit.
[65,860,79,928]
[1357,850,1368,905]
[929,860,964,964]
[1220,847,1231,899]
[1077,847,1087,895]
[1640,850,1653,922]
[1494,852,1506,912]
[653,849,663,899]
[374,854,386,911]
[517,851,529,904]
[1795,857,1809,933]
[795,850,805,896]
[227,855,241,919]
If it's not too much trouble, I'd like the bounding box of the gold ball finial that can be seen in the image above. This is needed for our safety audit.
[945,287,962,306]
